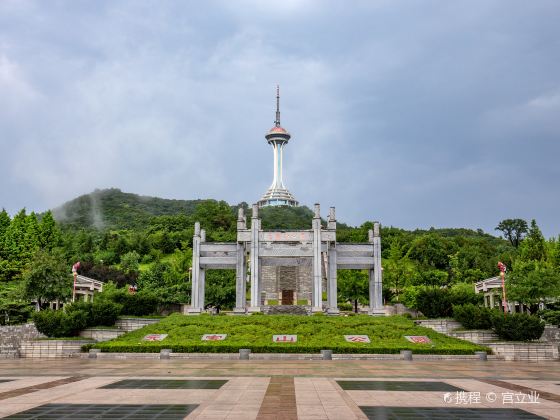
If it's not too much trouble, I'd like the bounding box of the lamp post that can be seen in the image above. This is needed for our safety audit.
[71,262,81,302]
[498,262,507,316]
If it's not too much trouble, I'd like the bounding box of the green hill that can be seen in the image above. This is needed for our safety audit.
[52,188,210,230]
[51,188,325,231]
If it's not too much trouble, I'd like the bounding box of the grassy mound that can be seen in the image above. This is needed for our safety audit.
[91,314,488,354]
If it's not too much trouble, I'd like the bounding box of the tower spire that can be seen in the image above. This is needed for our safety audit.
[275,85,280,127]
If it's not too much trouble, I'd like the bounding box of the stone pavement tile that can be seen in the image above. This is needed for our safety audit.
[325,407,358,420]
[521,407,560,420]
[0,377,65,392]
[190,377,268,420]
[49,388,217,405]
[507,380,560,394]
[0,402,47,417]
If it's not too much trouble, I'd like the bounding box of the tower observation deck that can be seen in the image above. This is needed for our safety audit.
[257,86,299,207]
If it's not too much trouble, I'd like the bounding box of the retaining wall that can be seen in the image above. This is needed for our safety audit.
[0,323,45,359]
[114,317,161,332]
[488,342,559,362]
[414,319,462,334]
[19,339,93,358]
[83,352,501,361]
[449,330,499,344]
[79,328,126,342]
[541,325,560,343]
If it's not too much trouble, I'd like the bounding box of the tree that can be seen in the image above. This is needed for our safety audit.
[337,270,368,313]
[408,234,456,270]
[24,212,41,256]
[495,219,528,248]
[0,209,10,244]
[39,211,61,250]
[120,251,140,276]
[412,269,449,288]
[22,251,71,309]
[3,209,27,261]
[205,270,236,312]
[383,243,416,301]
[507,260,560,312]
[519,219,547,261]
[552,236,560,270]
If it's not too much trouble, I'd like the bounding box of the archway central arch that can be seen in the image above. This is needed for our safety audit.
[188,204,383,315]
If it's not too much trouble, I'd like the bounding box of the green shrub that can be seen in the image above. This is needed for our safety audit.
[538,309,560,327]
[0,302,33,325]
[452,304,493,329]
[32,309,88,338]
[103,290,159,316]
[416,288,452,318]
[65,301,92,318]
[449,283,482,306]
[491,312,545,341]
[91,300,122,326]
[338,302,353,311]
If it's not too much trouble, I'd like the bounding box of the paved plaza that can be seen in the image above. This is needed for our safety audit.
[0,359,559,419]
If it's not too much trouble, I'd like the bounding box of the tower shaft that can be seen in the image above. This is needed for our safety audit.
[258,86,298,207]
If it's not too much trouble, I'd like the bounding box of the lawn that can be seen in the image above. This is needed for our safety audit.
[91,314,488,354]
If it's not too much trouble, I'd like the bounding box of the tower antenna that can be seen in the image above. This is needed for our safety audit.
[275,85,280,127]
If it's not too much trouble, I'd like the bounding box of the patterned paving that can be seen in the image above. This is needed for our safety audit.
[0,376,88,401]
[337,380,465,391]
[3,404,197,419]
[358,406,546,419]
[257,377,297,419]
[101,379,227,389]
[0,359,559,419]
[478,379,560,404]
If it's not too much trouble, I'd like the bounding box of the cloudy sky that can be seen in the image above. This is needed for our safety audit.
[1,0,559,236]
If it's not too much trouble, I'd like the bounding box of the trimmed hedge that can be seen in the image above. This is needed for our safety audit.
[31,301,122,338]
[32,309,88,338]
[491,312,545,341]
[91,314,488,355]
[538,309,560,327]
[415,286,480,318]
[452,304,494,330]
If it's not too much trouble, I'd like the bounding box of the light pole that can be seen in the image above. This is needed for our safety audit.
[498,262,507,316]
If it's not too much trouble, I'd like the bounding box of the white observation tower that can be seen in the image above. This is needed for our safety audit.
[258,86,299,207]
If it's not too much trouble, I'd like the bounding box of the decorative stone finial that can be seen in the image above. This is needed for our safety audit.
[368,229,374,242]
[252,204,259,219]
[200,229,206,242]
[314,203,320,219]
[238,207,244,221]
[328,207,336,221]
[194,222,200,236]
[374,222,380,237]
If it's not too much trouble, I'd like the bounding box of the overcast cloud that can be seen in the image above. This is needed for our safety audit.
[1,0,559,236]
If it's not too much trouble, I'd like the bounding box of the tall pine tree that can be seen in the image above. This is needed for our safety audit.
[520,219,547,261]
[39,211,61,251]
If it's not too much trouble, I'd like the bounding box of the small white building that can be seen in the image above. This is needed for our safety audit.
[42,275,104,310]
[474,276,530,313]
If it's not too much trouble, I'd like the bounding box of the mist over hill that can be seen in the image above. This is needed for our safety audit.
[50,188,500,242]
[51,188,322,231]
[52,189,210,230]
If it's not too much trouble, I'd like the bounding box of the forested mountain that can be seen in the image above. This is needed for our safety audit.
[51,188,207,230]
[2,188,558,323]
